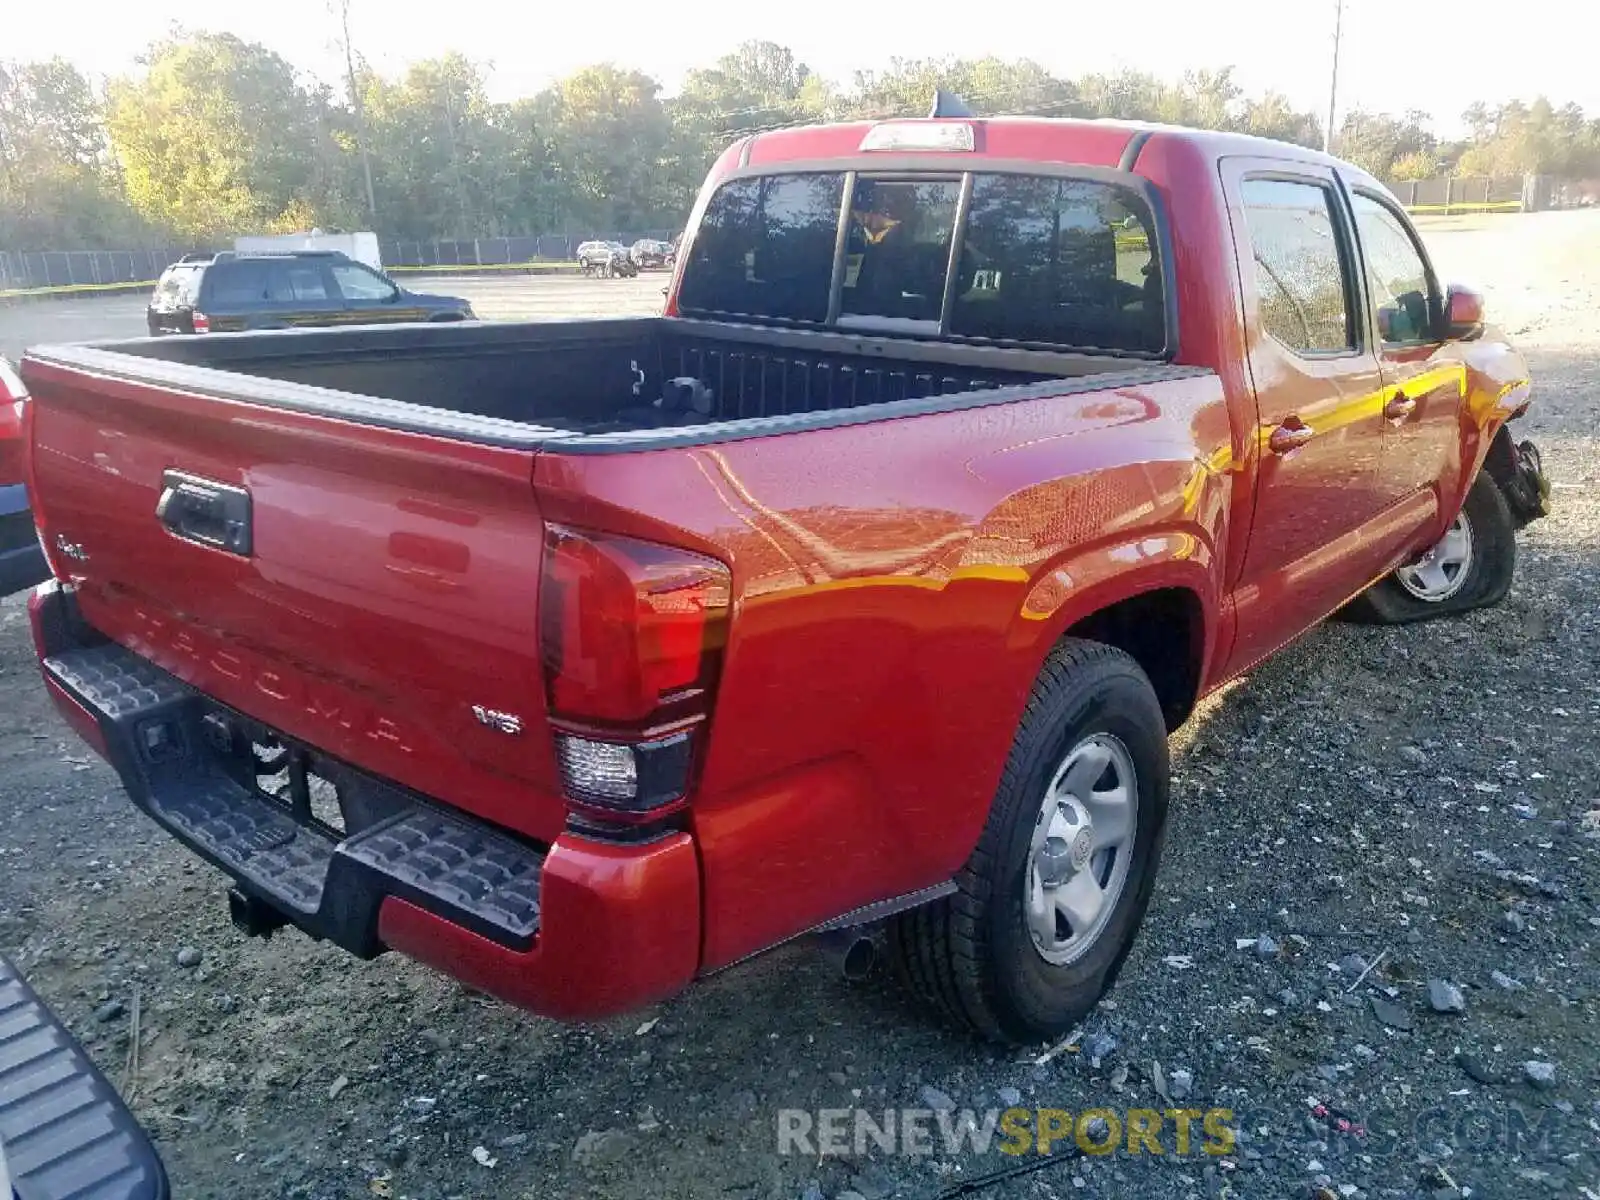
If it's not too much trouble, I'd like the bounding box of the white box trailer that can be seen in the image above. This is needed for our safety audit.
[233,231,382,271]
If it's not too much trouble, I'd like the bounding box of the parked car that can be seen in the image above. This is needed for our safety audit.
[0,357,48,597]
[145,250,473,335]
[20,109,1548,1044]
[0,955,170,1198]
[630,239,673,268]
[575,241,636,277]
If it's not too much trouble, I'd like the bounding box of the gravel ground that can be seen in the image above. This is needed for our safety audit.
[2,211,1597,1200]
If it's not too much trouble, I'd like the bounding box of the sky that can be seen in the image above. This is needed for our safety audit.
[7,0,1589,138]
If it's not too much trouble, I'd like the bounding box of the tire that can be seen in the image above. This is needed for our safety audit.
[1343,471,1516,625]
[887,638,1170,1044]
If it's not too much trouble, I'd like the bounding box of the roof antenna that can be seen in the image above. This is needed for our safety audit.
[929,90,975,119]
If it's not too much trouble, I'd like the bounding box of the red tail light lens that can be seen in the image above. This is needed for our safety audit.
[540,526,731,821]
[191,312,211,333]
[0,357,27,487]
[540,525,731,726]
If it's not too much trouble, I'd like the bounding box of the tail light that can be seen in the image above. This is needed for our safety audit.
[539,525,730,821]
[191,312,211,334]
[0,357,27,487]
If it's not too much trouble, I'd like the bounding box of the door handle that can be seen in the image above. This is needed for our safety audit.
[156,470,253,556]
[1384,392,1418,422]
[1267,420,1315,456]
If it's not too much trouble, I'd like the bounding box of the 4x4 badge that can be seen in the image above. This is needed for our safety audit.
[54,534,88,562]
[471,705,523,735]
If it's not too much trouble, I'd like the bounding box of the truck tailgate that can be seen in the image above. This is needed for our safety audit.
[22,355,566,842]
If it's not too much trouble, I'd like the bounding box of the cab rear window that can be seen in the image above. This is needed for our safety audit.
[677,169,1165,355]
[677,173,844,324]
[951,175,1162,353]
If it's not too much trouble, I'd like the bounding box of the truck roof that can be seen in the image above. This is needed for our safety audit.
[739,115,1361,178]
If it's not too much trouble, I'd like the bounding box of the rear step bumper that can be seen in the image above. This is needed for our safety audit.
[30,582,701,1021]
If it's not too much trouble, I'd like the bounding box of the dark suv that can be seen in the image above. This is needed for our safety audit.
[147,251,474,335]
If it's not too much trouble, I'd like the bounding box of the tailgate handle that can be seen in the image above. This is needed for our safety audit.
[156,470,253,557]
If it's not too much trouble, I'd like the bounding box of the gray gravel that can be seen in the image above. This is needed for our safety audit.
[2,211,1598,1199]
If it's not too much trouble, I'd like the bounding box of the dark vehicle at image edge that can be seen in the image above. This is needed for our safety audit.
[146,249,473,335]
[0,357,49,597]
[629,239,674,268]
[0,955,170,1198]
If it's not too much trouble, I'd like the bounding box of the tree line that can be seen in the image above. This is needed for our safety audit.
[4,33,1599,250]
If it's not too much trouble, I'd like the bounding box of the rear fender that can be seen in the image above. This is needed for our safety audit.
[1004,534,1216,732]
[1006,530,1219,664]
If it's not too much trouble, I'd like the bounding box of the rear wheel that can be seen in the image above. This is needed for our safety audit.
[1343,472,1516,624]
[888,639,1169,1044]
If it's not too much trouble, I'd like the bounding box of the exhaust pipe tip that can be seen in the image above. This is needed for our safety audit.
[813,927,878,982]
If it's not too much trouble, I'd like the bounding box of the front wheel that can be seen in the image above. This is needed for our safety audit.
[888,639,1169,1044]
[1343,472,1517,624]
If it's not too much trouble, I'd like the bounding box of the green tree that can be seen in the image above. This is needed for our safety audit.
[849,56,1077,119]
[678,41,823,134]
[105,32,353,239]
[1334,109,1435,179]
[667,41,828,218]
[1240,92,1322,148]
[360,54,514,239]
[9,37,1600,250]
[1389,150,1439,181]
[0,58,156,246]
[541,65,674,231]
[1448,97,1600,177]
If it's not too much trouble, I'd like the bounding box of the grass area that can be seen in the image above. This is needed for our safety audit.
[0,279,155,300]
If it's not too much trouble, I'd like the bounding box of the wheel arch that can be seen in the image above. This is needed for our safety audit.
[1062,586,1208,730]
[1007,537,1220,732]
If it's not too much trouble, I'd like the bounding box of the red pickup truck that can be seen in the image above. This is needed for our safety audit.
[18,114,1549,1044]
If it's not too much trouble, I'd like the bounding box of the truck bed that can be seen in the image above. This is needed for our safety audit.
[43,317,1176,448]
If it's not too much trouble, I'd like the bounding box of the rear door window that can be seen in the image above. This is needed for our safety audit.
[677,173,844,323]
[204,262,273,306]
[1238,179,1356,354]
[266,261,331,303]
[950,175,1163,351]
[330,262,397,302]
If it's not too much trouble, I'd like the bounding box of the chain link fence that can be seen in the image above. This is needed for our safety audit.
[1,232,679,292]
[381,233,676,269]
[0,247,206,292]
[1392,175,1527,215]
[1390,173,1600,215]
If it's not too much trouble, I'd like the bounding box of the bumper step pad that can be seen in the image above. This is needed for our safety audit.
[340,810,543,940]
[43,642,544,955]
[0,956,170,1199]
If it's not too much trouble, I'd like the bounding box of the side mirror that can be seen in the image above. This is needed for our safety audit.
[1443,284,1485,341]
